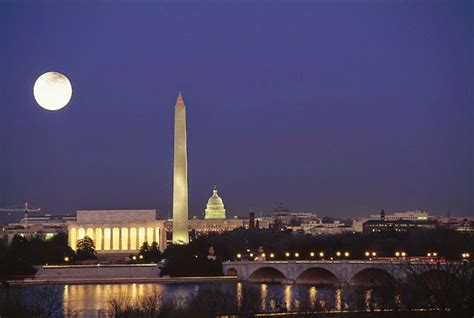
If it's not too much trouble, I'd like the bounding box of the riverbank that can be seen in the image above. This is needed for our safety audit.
[245,310,458,318]
[6,275,237,286]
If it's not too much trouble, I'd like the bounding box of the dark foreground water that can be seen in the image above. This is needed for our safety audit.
[1,282,392,317]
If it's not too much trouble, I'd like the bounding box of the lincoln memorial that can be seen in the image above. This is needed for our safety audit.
[67,210,167,254]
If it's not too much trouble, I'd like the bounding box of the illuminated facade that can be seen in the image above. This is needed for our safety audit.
[68,210,167,253]
[172,92,189,244]
[204,186,226,219]
[369,210,430,221]
[189,218,245,233]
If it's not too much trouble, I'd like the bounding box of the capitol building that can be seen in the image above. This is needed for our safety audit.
[204,186,226,219]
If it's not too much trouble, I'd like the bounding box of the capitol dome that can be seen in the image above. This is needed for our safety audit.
[205,186,226,219]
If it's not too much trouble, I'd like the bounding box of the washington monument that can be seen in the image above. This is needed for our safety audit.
[172,92,189,244]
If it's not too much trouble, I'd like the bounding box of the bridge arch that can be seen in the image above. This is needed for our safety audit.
[296,267,340,285]
[416,269,459,291]
[350,268,396,287]
[249,266,286,283]
[225,267,238,276]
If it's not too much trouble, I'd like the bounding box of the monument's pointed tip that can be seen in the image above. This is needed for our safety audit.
[176,92,184,105]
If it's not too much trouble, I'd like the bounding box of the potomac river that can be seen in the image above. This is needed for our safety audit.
[2,281,389,317]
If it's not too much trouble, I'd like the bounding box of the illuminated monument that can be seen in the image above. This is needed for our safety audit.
[205,186,226,219]
[68,210,167,253]
[172,92,189,244]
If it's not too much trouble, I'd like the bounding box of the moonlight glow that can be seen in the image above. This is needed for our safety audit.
[33,71,72,111]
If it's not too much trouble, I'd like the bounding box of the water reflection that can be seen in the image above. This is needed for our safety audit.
[63,283,174,316]
[236,282,242,310]
[335,288,342,311]
[365,288,373,310]
[11,282,398,316]
[309,286,317,310]
[260,284,267,310]
[284,285,292,311]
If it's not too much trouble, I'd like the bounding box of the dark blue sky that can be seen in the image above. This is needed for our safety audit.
[1,1,472,219]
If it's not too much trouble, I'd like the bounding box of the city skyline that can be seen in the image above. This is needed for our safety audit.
[1,3,472,218]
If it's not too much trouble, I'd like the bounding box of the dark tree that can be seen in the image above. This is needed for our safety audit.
[75,236,97,260]
[147,242,162,262]
[139,241,150,254]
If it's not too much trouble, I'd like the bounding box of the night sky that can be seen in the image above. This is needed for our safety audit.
[1,2,472,219]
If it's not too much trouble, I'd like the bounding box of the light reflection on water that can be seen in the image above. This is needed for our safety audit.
[285,285,292,310]
[12,282,390,316]
[365,288,373,310]
[335,288,342,311]
[63,283,188,316]
[309,286,317,310]
[260,283,267,310]
[236,282,242,310]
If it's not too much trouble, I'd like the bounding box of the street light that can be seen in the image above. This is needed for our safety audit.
[294,252,299,258]
[395,252,400,257]
[372,252,376,257]
[462,253,470,259]
[139,255,144,259]
[285,252,290,258]
[64,256,69,262]
[319,252,324,258]
[249,253,254,258]
[336,251,341,257]
[270,253,275,259]
[344,252,349,257]
[365,251,370,257]
[132,256,137,260]
[236,253,242,259]
[310,252,315,257]
[401,252,406,257]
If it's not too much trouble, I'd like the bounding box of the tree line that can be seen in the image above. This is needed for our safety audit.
[0,227,472,278]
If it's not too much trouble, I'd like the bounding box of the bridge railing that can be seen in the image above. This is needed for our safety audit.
[223,260,456,265]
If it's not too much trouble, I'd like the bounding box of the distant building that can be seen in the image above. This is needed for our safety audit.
[303,220,354,235]
[188,217,246,234]
[434,215,474,233]
[452,219,474,233]
[363,210,437,234]
[249,212,255,230]
[255,216,273,229]
[272,201,318,226]
[370,210,429,221]
[20,214,76,226]
[352,218,367,233]
[166,214,272,237]
[0,214,74,244]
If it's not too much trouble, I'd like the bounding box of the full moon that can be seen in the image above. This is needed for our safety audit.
[33,71,72,111]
